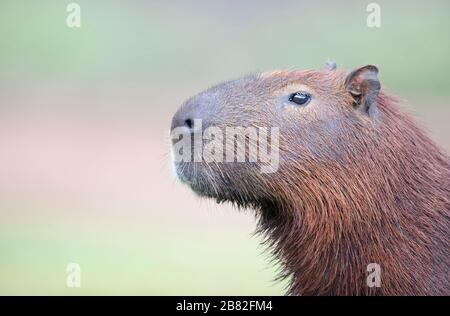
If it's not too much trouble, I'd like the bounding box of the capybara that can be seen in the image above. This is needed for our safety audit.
[170,64,450,295]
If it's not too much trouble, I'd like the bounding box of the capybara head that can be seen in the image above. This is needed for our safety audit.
[170,65,382,209]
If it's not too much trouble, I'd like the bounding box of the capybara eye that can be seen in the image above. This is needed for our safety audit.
[289,91,311,106]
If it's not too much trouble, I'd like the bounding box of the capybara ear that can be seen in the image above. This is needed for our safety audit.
[344,65,381,115]
[325,59,337,70]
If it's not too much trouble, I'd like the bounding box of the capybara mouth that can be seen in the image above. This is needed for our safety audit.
[174,161,224,200]
[174,161,262,206]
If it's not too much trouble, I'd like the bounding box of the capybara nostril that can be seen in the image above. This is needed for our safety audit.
[184,118,193,131]
[171,106,197,133]
[171,95,217,133]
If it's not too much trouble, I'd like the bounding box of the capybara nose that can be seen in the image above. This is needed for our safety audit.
[171,105,201,135]
[171,95,216,136]
[171,110,194,133]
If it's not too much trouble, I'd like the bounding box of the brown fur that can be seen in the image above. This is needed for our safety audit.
[171,67,450,295]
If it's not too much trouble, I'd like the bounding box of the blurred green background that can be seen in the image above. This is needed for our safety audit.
[0,0,449,295]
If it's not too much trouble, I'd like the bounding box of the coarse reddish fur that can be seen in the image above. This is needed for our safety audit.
[171,67,450,296]
[258,93,449,295]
